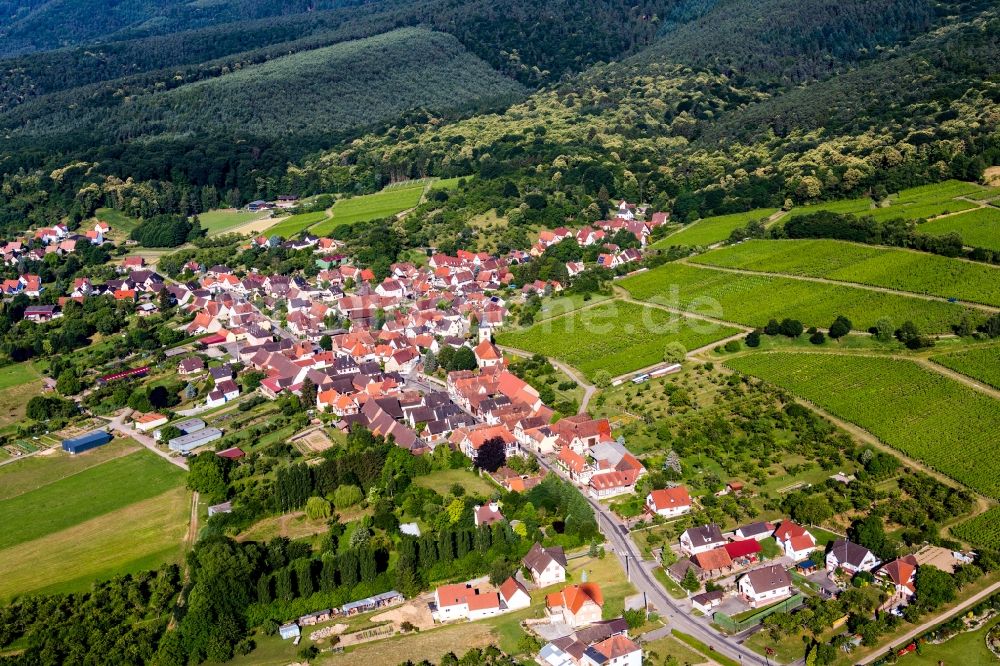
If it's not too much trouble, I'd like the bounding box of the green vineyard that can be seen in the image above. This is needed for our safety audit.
[726,352,1000,498]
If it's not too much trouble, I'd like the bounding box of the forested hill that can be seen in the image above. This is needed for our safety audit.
[0,28,525,143]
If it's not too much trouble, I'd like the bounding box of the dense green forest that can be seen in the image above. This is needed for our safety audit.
[0,28,525,143]
[0,0,998,248]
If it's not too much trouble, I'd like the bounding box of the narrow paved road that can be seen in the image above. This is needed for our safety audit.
[857,580,1000,664]
[107,409,188,470]
[497,344,596,414]
[534,454,770,665]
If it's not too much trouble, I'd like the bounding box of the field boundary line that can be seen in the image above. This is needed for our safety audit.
[678,259,1000,313]
[0,445,142,501]
[720,352,994,498]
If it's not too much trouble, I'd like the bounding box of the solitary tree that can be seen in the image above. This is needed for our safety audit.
[829,315,852,340]
[474,436,507,473]
[663,342,686,364]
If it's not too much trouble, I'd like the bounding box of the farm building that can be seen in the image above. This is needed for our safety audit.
[173,418,205,434]
[168,427,222,453]
[278,623,300,640]
[97,366,149,386]
[340,590,404,616]
[62,430,113,454]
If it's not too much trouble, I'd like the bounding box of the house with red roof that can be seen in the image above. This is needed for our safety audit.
[474,501,505,528]
[773,521,817,560]
[546,583,604,628]
[473,339,504,369]
[646,486,692,518]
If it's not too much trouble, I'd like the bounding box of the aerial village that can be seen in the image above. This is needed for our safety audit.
[1,196,985,666]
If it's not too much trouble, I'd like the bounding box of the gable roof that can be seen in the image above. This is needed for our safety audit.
[743,565,792,594]
[683,523,724,547]
[828,539,875,567]
[523,542,568,573]
[693,547,733,571]
[648,486,691,511]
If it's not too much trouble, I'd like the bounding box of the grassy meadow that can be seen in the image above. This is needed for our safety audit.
[312,184,425,235]
[0,447,189,599]
[654,208,778,248]
[726,352,1000,498]
[620,262,978,333]
[198,209,272,235]
[497,300,741,379]
[690,239,1000,307]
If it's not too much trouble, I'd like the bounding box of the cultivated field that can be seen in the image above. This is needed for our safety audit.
[497,300,741,379]
[726,352,1000,498]
[920,205,1000,252]
[619,262,977,333]
[198,209,272,236]
[0,447,189,599]
[951,506,1000,550]
[931,346,1000,390]
[0,447,186,550]
[0,486,189,600]
[690,239,1000,307]
[784,180,990,223]
[312,184,425,235]
[267,211,329,238]
[654,208,777,248]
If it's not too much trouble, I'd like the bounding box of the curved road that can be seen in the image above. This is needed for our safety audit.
[533,453,770,665]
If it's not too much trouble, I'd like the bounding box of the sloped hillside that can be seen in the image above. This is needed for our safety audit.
[0,28,526,143]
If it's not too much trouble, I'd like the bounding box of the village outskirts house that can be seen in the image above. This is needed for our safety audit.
[522,543,568,588]
[773,521,817,560]
[679,524,726,556]
[826,539,881,575]
[738,565,794,608]
[645,486,692,518]
[546,583,604,629]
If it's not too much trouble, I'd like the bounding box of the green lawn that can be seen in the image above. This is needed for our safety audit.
[497,299,741,380]
[900,615,1000,666]
[198,208,271,235]
[267,210,329,238]
[312,184,425,235]
[430,175,473,190]
[0,439,140,500]
[785,196,875,220]
[641,634,710,665]
[620,262,979,333]
[0,486,190,600]
[653,208,778,248]
[920,205,1000,252]
[0,448,186,549]
[95,207,141,233]
[690,239,1000,307]
[727,352,1000,499]
[413,468,497,497]
[0,361,41,391]
[931,345,1000,390]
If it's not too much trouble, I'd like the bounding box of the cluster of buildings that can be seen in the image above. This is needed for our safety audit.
[2,220,108,266]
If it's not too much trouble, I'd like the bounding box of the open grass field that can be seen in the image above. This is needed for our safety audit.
[726,352,1000,498]
[784,181,989,224]
[0,361,40,391]
[951,506,1000,551]
[0,448,186,550]
[312,184,425,235]
[267,210,329,238]
[497,300,741,380]
[429,175,473,190]
[653,208,778,248]
[0,486,189,600]
[920,205,1000,252]
[0,373,43,430]
[619,262,976,333]
[0,439,139,500]
[690,239,1000,307]
[94,207,141,233]
[898,614,1000,666]
[413,468,497,497]
[931,346,1000,390]
[198,209,271,235]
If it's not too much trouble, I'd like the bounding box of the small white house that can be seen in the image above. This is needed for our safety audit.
[679,524,725,555]
[499,577,531,611]
[522,543,568,588]
[738,565,793,608]
[826,539,881,574]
